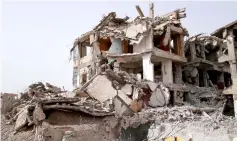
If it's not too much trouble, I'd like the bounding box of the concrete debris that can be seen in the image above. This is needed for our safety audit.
[86,74,117,103]
[2,3,237,141]
[121,84,133,96]
[62,131,76,141]
[14,106,29,131]
[120,106,217,129]
[113,95,134,117]
[2,82,114,134]
[33,104,46,125]
[149,88,165,107]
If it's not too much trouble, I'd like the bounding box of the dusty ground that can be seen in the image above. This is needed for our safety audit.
[1,108,237,141]
[1,110,117,141]
[1,115,35,141]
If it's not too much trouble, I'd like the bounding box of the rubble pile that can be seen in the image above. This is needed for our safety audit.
[2,2,237,141]
[3,82,113,133]
[120,106,216,129]
[20,82,63,100]
[78,68,171,117]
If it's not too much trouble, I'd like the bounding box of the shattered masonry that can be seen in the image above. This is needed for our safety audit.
[70,2,237,118]
[1,3,237,141]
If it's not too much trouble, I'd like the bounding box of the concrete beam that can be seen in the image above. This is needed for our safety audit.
[135,5,145,17]
[149,3,154,19]
[170,25,183,34]
[152,48,187,63]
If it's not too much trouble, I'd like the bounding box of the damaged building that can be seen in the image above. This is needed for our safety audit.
[71,4,190,108]
[70,4,237,118]
[184,34,230,89]
[211,20,237,118]
[2,3,237,141]
[71,6,188,87]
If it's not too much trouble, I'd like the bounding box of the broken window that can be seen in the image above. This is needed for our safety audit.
[98,38,111,51]
[99,37,133,54]
[78,40,90,58]
[153,34,170,52]
[108,37,123,54]
[80,45,87,58]
[122,40,133,53]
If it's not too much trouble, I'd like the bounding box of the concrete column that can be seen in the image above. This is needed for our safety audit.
[227,31,237,90]
[227,30,237,119]
[174,64,182,84]
[230,62,237,86]
[227,30,237,84]
[162,60,173,84]
[190,43,196,61]
[142,53,154,81]
[227,32,237,86]
[200,44,206,60]
[227,31,236,61]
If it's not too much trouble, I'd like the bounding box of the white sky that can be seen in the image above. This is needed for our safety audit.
[1,1,237,93]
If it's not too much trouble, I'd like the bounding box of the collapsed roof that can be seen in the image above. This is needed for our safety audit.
[70,7,189,52]
[185,33,226,52]
[211,20,237,37]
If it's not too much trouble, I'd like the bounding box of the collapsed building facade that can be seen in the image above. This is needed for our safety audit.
[182,20,237,117]
[71,4,190,106]
[184,34,230,89]
[211,20,237,118]
[2,3,237,141]
[69,4,237,118]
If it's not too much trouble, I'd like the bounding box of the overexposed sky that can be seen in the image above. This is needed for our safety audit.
[1,1,237,93]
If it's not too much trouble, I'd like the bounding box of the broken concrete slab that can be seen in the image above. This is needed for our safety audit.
[125,22,148,40]
[14,106,29,131]
[148,83,170,107]
[113,92,134,117]
[146,81,158,92]
[132,87,139,100]
[33,104,46,125]
[121,84,133,96]
[86,75,117,103]
[118,91,133,105]
[148,88,165,107]
[160,83,170,104]
[58,91,77,98]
